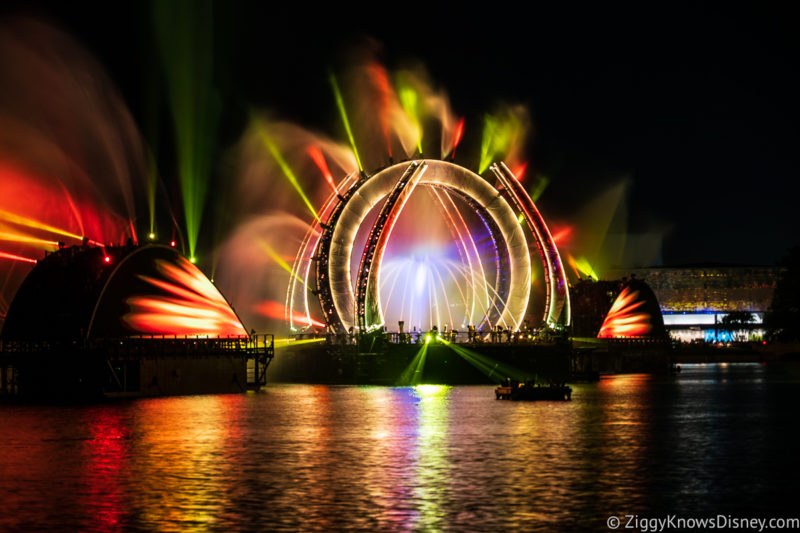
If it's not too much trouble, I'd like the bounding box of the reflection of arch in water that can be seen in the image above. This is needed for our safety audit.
[299,159,569,334]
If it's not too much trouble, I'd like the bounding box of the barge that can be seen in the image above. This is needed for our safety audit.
[0,243,274,400]
[495,380,572,401]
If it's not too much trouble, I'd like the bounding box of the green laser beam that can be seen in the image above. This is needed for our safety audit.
[396,344,429,386]
[479,112,523,173]
[398,83,423,154]
[256,239,311,288]
[329,72,363,171]
[255,123,320,222]
[529,174,550,203]
[153,0,218,261]
[146,151,157,235]
[440,338,531,382]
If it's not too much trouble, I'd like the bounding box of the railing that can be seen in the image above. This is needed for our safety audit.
[1,334,275,357]
[296,329,570,346]
[0,334,276,395]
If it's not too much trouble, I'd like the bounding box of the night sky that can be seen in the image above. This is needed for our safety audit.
[3,1,798,266]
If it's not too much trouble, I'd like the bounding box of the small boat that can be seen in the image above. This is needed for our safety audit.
[495,381,572,401]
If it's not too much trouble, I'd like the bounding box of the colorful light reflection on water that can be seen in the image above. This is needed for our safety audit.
[2,365,797,530]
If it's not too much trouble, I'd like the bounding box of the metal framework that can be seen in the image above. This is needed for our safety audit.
[0,334,275,397]
[298,159,571,335]
[95,335,275,392]
[312,159,547,333]
[355,161,427,330]
[490,162,571,326]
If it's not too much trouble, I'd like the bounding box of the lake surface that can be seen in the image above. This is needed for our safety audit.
[2,363,799,531]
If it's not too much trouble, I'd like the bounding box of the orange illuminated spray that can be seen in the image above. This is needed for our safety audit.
[598,286,653,338]
[123,257,249,337]
[0,209,83,242]
[0,231,58,249]
[551,226,572,244]
[367,62,394,158]
[254,300,325,328]
[566,253,581,278]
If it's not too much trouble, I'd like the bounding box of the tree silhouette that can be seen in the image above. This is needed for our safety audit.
[765,246,800,342]
[720,310,756,342]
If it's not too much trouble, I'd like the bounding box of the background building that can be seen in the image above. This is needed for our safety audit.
[604,265,779,342]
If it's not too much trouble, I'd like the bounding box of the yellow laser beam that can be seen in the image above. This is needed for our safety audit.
[257,239,310,289]
[0,209,83,241]
[0,231,59,249]
[255,122,320,222]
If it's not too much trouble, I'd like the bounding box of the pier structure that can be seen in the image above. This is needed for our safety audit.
[0,243,273,399]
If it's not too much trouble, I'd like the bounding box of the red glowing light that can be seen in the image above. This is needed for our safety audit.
[0,251,37,264]
[597,286,653,338]
[307,145,338,194]
[104,256,111,263]
[551,226,572,243]
[452,117,465,153]
[254,300,325,328]
[170,241,176,247]
[122,256,248,337]
[511,162,528,181]
[367,62,394,157]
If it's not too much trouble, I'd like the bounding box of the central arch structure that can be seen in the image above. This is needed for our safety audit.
[312,159,573,334]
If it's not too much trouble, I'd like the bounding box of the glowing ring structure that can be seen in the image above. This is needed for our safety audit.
[490,162,571,327]
[314,159,551,333]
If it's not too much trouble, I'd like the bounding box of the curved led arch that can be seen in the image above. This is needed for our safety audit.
[315,160,534,333]
[290,158,571,335]
[355,161,428,330]
[490,162,571,326]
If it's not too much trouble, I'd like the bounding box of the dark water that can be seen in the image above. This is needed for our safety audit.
[2,363,799,531]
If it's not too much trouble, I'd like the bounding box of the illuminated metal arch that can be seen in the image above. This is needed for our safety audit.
[491,162,571,326]
[315,159,531,333]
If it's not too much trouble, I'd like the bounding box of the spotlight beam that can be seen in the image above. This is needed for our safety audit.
[396,343,429,386]
[0,251,37,264]
[440,338,530,383]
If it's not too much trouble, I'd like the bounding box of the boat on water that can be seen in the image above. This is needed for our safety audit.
[495,380,572,401]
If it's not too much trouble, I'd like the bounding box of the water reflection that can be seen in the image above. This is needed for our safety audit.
[411,384,451,531]
[81,408,130,532]
[364,387,418,531]
[129,395,244,530]
[594,374,653,515]
[1,364,799,531]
